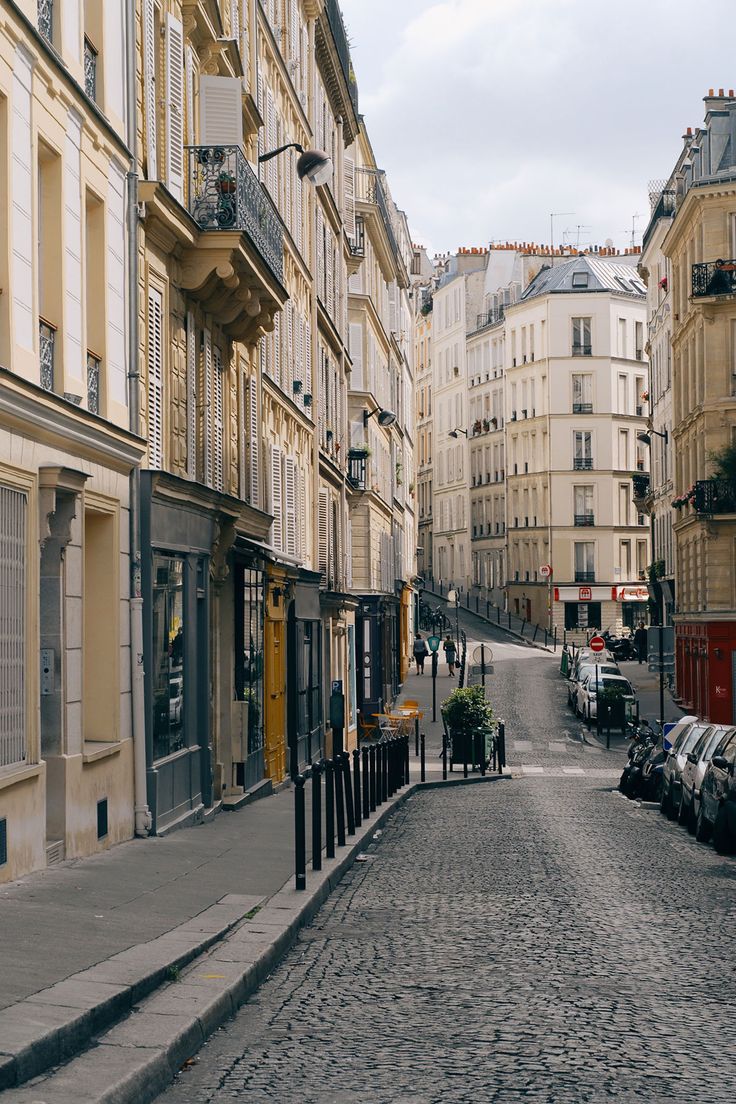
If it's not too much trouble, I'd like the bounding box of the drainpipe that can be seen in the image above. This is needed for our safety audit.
[125,0,152,836]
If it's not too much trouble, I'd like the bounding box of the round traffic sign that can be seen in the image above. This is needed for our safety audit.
[540,564,552,579]
[589,635,606,653]
[472,645,494,664]
[427,635,441,653]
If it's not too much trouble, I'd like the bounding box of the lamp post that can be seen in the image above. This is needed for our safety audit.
[448,428,468,439]
[258,143,333,186]
[446,588,460,650]
[636,428,668,725]
[427,633,441,721]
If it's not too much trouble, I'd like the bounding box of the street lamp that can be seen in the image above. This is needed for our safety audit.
[449,428,468,439]
[363,407,397,427]
[637,428,668,446]
[258,143,333,186]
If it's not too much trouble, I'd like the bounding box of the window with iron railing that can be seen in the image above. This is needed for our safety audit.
[38,0,53,44]
[39,321,56,392]
[84,37,98,101]
[87,352,100,414]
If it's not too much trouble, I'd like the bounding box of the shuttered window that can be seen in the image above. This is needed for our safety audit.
[142,0,158,179]
[0,486,27,768]
[147,286,164,468]
[343,155,356,239]
[249,376,260,508]
[270,444,283,551]
[212,345,224,491]
[165,13,184,202]
[201,328,213,485]
[186,310,196,478]
[284,457,297,556]
[317,487,329,582]
[199,77,243,146]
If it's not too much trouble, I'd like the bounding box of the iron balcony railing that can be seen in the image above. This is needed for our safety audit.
[574,514,595,527]
[692,259,736,298]
[324,0,359,115]
[572,402,593,414]
[572,344,593,357]
[472,306,505,332]
[574,571,596,583]
[347,450,368,491]
[355,167,401,268]
[84,37,97,101]
[694,478,736,515]
[39,321,55,392]
[632,473,650,500]
[38,0,53,44]
[186,146,284,283]
[573,457,593,470]
[350,215,365,258]
[87,351,100,414]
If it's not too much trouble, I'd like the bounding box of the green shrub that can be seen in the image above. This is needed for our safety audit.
[441,685,494,732]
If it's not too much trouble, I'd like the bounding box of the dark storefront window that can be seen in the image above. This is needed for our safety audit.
[564,601,601,631]
[621,602,644,631]
[234,562,265,759]
[152,556,185,760]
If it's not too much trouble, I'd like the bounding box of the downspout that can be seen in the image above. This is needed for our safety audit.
[126,0,152,836]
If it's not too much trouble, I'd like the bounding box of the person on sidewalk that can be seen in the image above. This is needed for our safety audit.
[413,632,429,674]
[634,621,648,665]
[443,634,457,676]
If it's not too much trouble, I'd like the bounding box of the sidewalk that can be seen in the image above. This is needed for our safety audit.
[422,585,554,652]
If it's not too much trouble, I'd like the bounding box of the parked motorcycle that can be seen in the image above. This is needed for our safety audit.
[619,722,658,798]
[602,630,636,662]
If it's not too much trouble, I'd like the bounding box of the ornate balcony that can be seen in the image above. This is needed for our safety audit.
[572,402,593,414]
[38,0,53,44]
[187,146,283,283]
[572,344,592,357]
[692,259,736,298]
[347,449,368,491]
[84,37,97,101]
[573,457,593,471]
[87,352,100,414]
[355,167,406,283]
[39,321,56,392]
[694,479,736,515]
[574,571,596,583]
[574,514,595,527]
[632,473,650,501]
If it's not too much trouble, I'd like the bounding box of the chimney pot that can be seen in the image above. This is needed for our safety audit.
[709,88,714,96]
[719,88,725,96]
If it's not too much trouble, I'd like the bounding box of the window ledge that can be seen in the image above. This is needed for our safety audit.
[0,762,43,792]
[82,741,123,764]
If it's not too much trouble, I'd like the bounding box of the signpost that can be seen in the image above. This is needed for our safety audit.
[647,625,674,727]
[588,636,605,742]
[472,644,494,689]
[427,635,441,722]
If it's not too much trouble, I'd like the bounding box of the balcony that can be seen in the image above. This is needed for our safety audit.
[323,0,359,115]
[632,473,650,501]
[39,321,56,392]
[347,449,368,491]
[574,514,595,526]
[84,37,97,101]
[574,571,596,583]
[692,259,736,298]
[693,478,736,515]
[572,344,592,357]
[355,167,405,281]
[573,457,593,471]
[572,402,593,414]
[187,146,283,283]
[86,352,100,414]
[471,306,505,333]
[38,0,52,44]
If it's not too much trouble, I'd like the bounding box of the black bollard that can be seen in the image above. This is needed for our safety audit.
[335,756,346,846]
[311,761,322,872]
[342,752,355,836]
[420,731,426,782]
[479,732,486,776]
[404,733,410,785]
[373,744,382,807]
[381,742,389,803]
[441,730,448,780]
[369,744,377,809]
[362,746,370,820]
[497,720,506,773]
[325,758,335,859]
[414,716,420,757]
[294,773,306,891]
[353,749,362,828]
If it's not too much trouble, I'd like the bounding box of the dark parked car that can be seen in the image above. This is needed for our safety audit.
[697,726,736,848]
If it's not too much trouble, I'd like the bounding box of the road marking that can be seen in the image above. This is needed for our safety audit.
[548,741,567,752]
[562,767,585,775]
[521,765,545,774]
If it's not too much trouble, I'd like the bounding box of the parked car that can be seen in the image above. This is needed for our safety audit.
[697,726,736,847]
[568,662,620,709]
[570,647,615,682]
[660,722,711,819]
[678,724,722,832]
[577,673,636,724]
[719,747,736,853]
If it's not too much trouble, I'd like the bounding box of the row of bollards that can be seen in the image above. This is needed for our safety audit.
[294,735,411,892]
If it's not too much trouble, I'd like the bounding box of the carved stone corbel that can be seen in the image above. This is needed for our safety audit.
[210,512,238,589]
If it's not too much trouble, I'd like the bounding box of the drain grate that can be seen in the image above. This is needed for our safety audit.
[0,818,6,866]
[97,798,108,840]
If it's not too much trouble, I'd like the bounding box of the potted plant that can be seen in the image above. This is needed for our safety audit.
[473,419,482,435]
[441,685,495,765]
[348,444,371,458]
[217,171,237,194]
[483,418,491,432]
[490,415,498,428]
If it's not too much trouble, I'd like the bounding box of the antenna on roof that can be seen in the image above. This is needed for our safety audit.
[549,212,574,254]
[622,214,643,250]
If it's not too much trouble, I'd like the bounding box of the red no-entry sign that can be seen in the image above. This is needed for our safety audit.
[589,635,606,653]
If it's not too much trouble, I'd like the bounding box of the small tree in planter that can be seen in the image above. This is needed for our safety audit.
[442,685,494,765]
[597,685,628,733]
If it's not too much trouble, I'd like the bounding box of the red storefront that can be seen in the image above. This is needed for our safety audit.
[675,621,736,724]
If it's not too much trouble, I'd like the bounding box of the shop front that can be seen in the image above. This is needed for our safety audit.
[355,594,400,731]
[553,584,649,636]
[286,571,324,777]
[232,547,266,794]
[676,619,736,724]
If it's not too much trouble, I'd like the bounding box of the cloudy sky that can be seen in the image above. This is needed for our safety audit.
[339,0,735,255]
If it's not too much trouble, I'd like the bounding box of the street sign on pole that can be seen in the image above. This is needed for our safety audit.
[589,635,606,653]
[427,635,440,653]
[540,564,552,579]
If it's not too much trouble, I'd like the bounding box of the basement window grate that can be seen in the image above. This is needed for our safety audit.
[0,818,7,866]
[97,799,108,840]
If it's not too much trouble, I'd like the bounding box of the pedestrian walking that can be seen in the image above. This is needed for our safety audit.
[412,632,429,674]
[443,634,457,677]
[634,621,648,665]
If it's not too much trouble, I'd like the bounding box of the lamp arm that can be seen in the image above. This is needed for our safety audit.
[258,142,305,164]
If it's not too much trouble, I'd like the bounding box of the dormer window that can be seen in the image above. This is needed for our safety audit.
[572,271,589,288]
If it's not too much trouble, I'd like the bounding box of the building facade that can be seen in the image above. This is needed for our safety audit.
[0,0,144,880]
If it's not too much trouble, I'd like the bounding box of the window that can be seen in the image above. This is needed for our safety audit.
[0,485,27,768]
[572,373,592,414]
[618,429,629,470]
[618,374,628,414]
[573,431,592,470]
[572,271,589,288]
[619,483,630,525]
[618,318,627,359]
[572,317,591,356]
[151,557,185,762]
[635,322,644,361]
[147,286,164,467]
[574,541,595,582]
[38,141,62,390]
[574,485,594,525]
[234,560,265,772]
[620,539,631,577]
[565,601,601,631]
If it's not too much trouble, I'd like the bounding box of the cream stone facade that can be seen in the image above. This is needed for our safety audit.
[0,0,144,880]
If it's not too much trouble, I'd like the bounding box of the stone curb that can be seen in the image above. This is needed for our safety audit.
[3,773,506,1103]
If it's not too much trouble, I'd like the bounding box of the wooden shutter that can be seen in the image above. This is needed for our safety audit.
[287,303,294,391]
[273,309,281,389]
[0,485,27,768]
[199,77,243,145]
[343,155,355,239]
[186,310,196,478]
[317,487,329,580]
[298,467,307,560]
[316,208,325,301]
[165,13,184,202]
[185,46,195,145]
[143,0,158,179]
[270,444,283,551]
[304,318,312,404]
[202,328,212,485]
[147,286,164,467]
[230,0,240,40]
[284,456,297,556]
[249,376,260,508]
[212,345,224,491]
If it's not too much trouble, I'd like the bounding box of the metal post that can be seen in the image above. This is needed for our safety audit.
[420,732,426,782]
[595,664,600,740]
[369,744,377,810]
[294,773,306,891]
[441,730,448,780]
[311,761,322,872]
[415,715,419,757]
[432,651,438,722]
[335,756,346,847]
[497,720,506,772]
[659,624,665,728]
[479,732,486,776]
[554,626,558,650]
[381,743,388,803]
[361,746,370,820]
[352,748,362,828]
[342,752,355,835]
[404,733,410,785]
[325,758,335,858]
[386,739,394,797]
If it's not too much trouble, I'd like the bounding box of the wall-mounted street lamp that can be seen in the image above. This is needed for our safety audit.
[258,142,333,186]
[363,407,397,427]
[449,428,468,439]
[637,428,668,446]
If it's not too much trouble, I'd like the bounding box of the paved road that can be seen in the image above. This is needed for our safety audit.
[157,619,736,1102]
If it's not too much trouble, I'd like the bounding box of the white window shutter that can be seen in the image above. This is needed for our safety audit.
[298,467,307,560]
[185,45,195,145]
[213,345,224,491]
[346,515,353,590]
[147,287,164,467]
[186,310,196,478]
[165,14,185,202]
[270,444,283,551]
[284,456,297,556]
[199,76,243,146]
[203,328,213,485]
[273,309,281,389]
[343,155,355,239]
[316,208,325,301]
[287,303,294,390]
[230,0,240,40]
[0,485,28,768]
[318,488,329,580]
[305,318,312,402]
[143,0,158,179]
[249,376,260,508]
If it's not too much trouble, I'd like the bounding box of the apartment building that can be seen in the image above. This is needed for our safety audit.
[415,292,433,581]
[0,0,143,879]
[504,253,650,633]
[663,91,736,723]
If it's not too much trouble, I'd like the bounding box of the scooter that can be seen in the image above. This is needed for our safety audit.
[618,722,658,798]
[602,630,636,662]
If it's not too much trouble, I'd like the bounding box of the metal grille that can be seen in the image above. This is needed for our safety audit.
[574,514,595,526]
[87,352,100,414]
[39,321,55,391]
[84,37,97,101]
[692,260,736,298]
[0,486,27,769]
[0,819,6,867]
[97,798,108,839]
[37,0,53,43]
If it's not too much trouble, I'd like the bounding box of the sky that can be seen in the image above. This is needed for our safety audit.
[338,0,736,255]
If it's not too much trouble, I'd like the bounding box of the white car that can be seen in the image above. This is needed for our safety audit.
[570,647,615,682]
[678,723,729,830]
[569,663,621,711]
[577,672,636,724]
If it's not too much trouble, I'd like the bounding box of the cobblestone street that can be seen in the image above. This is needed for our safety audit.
[158,632,736,1103]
